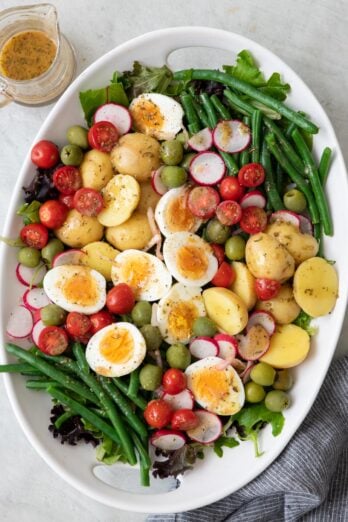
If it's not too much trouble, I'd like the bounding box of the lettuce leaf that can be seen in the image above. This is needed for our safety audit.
[121,61,173,99]
[152,444,205,479]
[213,435,239,458]
[17,200,41,224]
[293,310,317,336]
[79,81,129,126]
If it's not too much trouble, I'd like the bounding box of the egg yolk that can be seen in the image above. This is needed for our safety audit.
[168,300,198,340]
[177,243,208,280]
[100,327,134,364]
[130,99,164,134]
[119,255,151,298]
[165,193,196,233]
[191,367,240,415]
[62,269,99,306]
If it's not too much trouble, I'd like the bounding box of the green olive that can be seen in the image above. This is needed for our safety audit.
[41,239,64,265]
[225,236,246,260]
[140,325,163,351]
[160,166,187,188]
[67,125,89,149]
[192,317,218,337]
[166,343,191,370]
[175,131,189,147]
[273,369,294,391]
[17,247,41,268]
[60,144,84,166]
[283,189,307,213]
[181,152,196,170]
[131,301,152,327]
[250,362,276,387]
[245,381,266,403]
[265,390,290,412]
[139,364,163,391]
[160,140,184,166]
[205,218,230,244]
[41,304,67,326]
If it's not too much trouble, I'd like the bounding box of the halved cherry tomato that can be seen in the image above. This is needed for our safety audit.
[219,177,245,201]
[73,188,104,217]
[53,166,82,195]
[106,284,135,315]
[238,163,265,187]
[211,261,235,287]
[37,326,69,355]
[255,278,281,300]
[210,243,225,266]
[20,223,49,249]
[162,369,186,395]
[39,200,68,229]
[216,200,242,226]
[59,193,75,209]
[171,409,199,431]
[89,310,114,334]
[144,399,173,428]
[240,206,267,234]
[88,121,119,152]
[66,312,92,337]
[187,186,220,219]
[31,140,59,169]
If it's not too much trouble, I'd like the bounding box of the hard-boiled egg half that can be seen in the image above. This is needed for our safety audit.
[163,231,218,287]
[185,357,245,415]
[157,283,206,344]
[155,186,202,238]
[129,92,184,140]
[111,250,172,301]
[86,322,146,377]
[43,265,106,314]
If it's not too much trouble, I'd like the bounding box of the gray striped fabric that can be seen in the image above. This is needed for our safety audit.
[147,356,348,522]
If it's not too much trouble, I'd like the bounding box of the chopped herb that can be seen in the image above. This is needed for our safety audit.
[293,310,317,336]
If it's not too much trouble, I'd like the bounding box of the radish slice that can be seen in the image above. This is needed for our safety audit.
[150,430,186,451]
[186,410,222,444]
[189,152,225,186]
[52,249,85,268]
[214,333,238,360]
[270,210,300,228]
[6,305,33,339]
[94,103,132,135]
[190,337,219,359]
[213,120,251,153]
[237,325,270,361]
[32,320,46,346]
[151,167,168,196]
[246,311,276,336]
[32,309,42,323]
[16,263,47,287]
[240,190,266,209]
[163,389,194,410]
[240,360,255,383]
[298,215,313,235]
[188,128,213,152]
[23,288,50,311]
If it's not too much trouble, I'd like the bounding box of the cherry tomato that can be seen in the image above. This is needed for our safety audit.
[162,369,186,395]
[171,409,199,431]
[20,223,49,249]
[211,261,236,287]
[31,140,59,169]
[210,243,225,266]
[255,278,281,300]
[216,200,242,226]
[240,206,267,234]
[238,163,265,188]
[106,284,135,315]
[73,188,104,217]
[59,193,75,209]
[39,200,68,229]
[66,312,92,337]
[89,310,114,333]
[187,186,220,219]
[88,121,119,152]
[53,166,82,195]
[219,177,245,201]
[144,399,173,429]
[37,326,69,355]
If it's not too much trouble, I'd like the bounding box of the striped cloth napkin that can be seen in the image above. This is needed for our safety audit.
[147,356,348,522]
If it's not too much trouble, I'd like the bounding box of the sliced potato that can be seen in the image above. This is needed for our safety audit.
[202,287,248,335]
[80,149,113,191]
[97,174,140,227]
[54,209,104,248]
[105,211,153,251]
[230,261,257,311]
[245,232,295,282]
[260,324,310,368]
[266,222,319,265]
[256,284,300,324]
[81,241,119,281]
[137,180,161,215]
[110,133,161,182]
[293,257,338,317]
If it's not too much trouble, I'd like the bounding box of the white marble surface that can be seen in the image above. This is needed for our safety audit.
[0,0,347,520]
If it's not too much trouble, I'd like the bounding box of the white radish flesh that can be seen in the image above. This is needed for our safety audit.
[237,325,270,361]
[162,389,194,410]
[52,249,85,268]
[23,288,50,311]
[6,305,33,339]
[16,263,47,287]
[150,430,186,451]
[240,190,266,209]
[151,167,168,196]
[298,215,313,235]
[213,120,251,153]
[214,333,238,360]
[186,410,222,444]
[190,337,219,359]
[94,103,132,135]
[188,128,213,152]
[189,152,225,186]
[270,210,300,228]
[246,311,276,336]
[32,320,46,346]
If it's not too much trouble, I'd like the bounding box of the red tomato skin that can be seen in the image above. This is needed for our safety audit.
[162,369,187,395]
[39,200,68,229]
[88,121,119,153]
[210,243,225,266]
[211,261,235,287]
[171,409,199,431]
[216,200,242,226]
[89,311,114,334]
[37,326,69,355]
[219,177,245,201]
[59,193,75,209]
[144,399,173,429]
[187,186,220,219]
[20,223,49,249]
[255,278,281,300]
[106,284,135,315]
[73,188,104,217]
[238,163,265,188]
[66,312,92,337]
[240,206,268,235]
[53,166,82,195]
[31,140,59,169]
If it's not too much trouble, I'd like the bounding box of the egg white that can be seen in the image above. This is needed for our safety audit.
[155,186,202,238]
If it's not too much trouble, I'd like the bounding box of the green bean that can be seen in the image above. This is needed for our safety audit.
[188,123,199,135]
[180,93,200,134]
[0,362,38,373]
[265,134,320,224]
[260,139,284,211]
[318,147,332,186]
[275,163,283,194]
[26,379,58,390]
[251,109,262,163]
[210,94,232,120]
[72,342,90,375]
[314,223,324,257]
[224,89,252,116]
[131,432,151,487]
[239,116,251,167]
[174,69,318,134]
[54,410,74,429]
[112,378,147,410]
[291,128,333,235]
[191,98,210,128]
[263,117,304,173]
[285,121,297,139]
[128,368,140,398]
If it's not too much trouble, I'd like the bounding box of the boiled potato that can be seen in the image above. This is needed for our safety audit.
[110,133,161,182]
[54,209,104,248]
[97,174,140,227]
[137,180,161,214]
[260,324,310,368]
[202,287,248,335]
[293,257,338,317]
[80,149,113,191]
[266,222,318,265]
[105,211,153,251]
[245,233,295,282]
[81,241,119,281]
[256,284,300,324]
[230,261,257,311]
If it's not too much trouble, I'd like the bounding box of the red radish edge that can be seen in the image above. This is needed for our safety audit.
[186,410,222,444]
[247,310,276,336]
[214,333,238,360]
[190,337,219,359]
[213,120,251,154]
[93,103,132,135]
[16,263,47,287]
[162,389,194,410]
[237,325,270,361]
[298,215,313,235]
[270,210,300,228]
[6,305,33,339]
[151,167,168,196]
[188,128,213,152]
[150,430,186,451]
[240,190,266,209]
[52,249,85,268]
[23,288,50,311]
[189,152,226,186]
[32,320,46,346]
[241,361,255,383]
